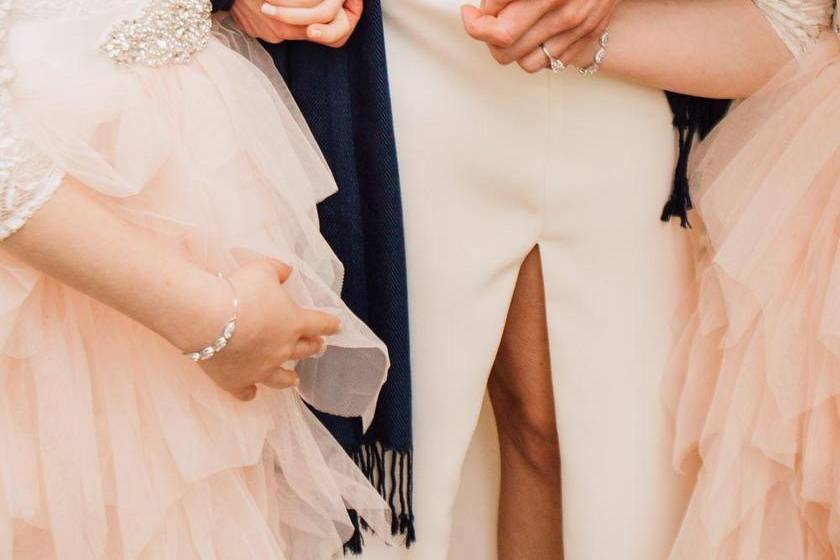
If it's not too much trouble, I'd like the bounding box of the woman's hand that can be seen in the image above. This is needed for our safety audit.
[461,0,616,68]
[193,260,341,401]
[3,183,340,404]
[515,29,599,73]
[262,0,363,47]
[494,0,792,98]
[232,0,309,42]
[233,0,363,47]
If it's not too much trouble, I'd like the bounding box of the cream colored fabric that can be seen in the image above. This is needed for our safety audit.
[363,0,698,557]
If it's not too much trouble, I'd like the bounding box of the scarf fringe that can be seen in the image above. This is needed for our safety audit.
[662,92,732,227]
[344,443,415,555]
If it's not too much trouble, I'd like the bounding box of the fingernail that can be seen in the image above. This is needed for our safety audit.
[261,3,278,15]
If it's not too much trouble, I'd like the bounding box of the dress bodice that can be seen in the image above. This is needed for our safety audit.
[12,0,121,18]
[755,0,837,54]
[0,0,214,239]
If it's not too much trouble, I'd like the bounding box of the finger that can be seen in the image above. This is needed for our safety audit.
[307,8,350,44]
[478,0,514,17]
[290,336,326,360]
[340,0,364,39]
[518,44,553,73]
[490,9,586,65]
[261,368,300,390]
[270,23,310,41]
[462,0,551,49]
[262,0,344,25]
[516,31,590,73]
[264,0,319,7]
[589,13,609,39]
[554,35,593,68]
[298,309,341,337]
[233,385,258,401]
[266,258,293,283]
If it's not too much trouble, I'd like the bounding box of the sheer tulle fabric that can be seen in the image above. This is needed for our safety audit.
[0,6,391,558]
[665,35,840,559]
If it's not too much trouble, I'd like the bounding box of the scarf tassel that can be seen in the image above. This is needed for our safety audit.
[661,92,732,227]
[344,444,415,554]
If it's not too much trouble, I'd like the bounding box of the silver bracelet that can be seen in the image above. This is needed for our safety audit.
[578,30,609,76]
[185,272,239,362]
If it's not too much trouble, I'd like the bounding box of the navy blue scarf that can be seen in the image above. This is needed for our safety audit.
[212,0,414,552]
[661,93,731,226]
[212,0,726,550]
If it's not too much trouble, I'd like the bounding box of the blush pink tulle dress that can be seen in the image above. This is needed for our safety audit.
[0,1,392,558]
[665,3,840,558]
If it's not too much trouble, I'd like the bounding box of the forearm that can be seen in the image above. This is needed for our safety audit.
[598,0,792,98]
[2,179,229,351]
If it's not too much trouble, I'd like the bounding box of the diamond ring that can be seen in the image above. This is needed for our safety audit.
[540,44,565,73]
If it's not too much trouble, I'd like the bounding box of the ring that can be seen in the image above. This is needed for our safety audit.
[540,44,565,73]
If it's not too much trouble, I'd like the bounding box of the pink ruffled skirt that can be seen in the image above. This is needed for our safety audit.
[665,35,840,559]
[0,6,391,559]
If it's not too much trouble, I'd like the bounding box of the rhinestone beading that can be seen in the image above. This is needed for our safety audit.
[578,30,609,76]
[100,0,212,67]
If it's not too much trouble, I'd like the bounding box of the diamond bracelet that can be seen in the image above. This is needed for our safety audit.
[185,273,239,362]
[579,30,609,76]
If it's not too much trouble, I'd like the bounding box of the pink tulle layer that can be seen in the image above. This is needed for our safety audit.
[0,5,390,559]
[665,36,840,559]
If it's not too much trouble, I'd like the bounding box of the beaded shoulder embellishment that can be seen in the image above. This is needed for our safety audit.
[100,0,212,66]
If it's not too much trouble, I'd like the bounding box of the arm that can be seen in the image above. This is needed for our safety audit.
[3,181,231,354]
[561,0,793,99]
[466,0,796,99]
[3,179,340,400]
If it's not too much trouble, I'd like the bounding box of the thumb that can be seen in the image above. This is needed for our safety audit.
[461,4,481,27]
[266,258,293,283]
[479,0,510,17]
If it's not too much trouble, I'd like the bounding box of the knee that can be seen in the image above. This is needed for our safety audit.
[494,396,560,476]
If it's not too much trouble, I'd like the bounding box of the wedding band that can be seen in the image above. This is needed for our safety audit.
[540,44,565,73]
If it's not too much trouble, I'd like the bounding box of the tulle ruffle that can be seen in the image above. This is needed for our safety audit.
[0,5,390,558]
[665,35,840,559]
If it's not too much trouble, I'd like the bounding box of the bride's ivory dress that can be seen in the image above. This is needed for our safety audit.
[374,0,835,558]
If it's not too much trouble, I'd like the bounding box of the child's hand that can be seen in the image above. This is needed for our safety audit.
[196,260,341,401]
[261,0,364,47]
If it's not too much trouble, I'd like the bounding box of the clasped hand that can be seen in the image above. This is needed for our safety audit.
[461,0,617,73]
[232,0,362,47]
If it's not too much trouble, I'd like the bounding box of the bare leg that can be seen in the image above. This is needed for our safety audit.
[488,246,564,560]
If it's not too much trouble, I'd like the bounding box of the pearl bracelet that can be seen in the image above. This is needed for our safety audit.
[579,30,609,76]
[185,273,239,362]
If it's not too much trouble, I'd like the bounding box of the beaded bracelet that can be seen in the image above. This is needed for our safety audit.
[579,30,609,76]
[185,272,239,362]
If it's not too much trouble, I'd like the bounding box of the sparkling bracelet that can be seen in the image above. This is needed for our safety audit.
[578,30,609,76]
[186,273,239,362]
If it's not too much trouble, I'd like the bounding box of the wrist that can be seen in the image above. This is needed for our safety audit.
[152,268,234,353]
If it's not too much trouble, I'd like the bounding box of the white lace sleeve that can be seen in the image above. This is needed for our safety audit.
[834,0,839,33]
[754,0,836,55]
[0,1,63,240]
